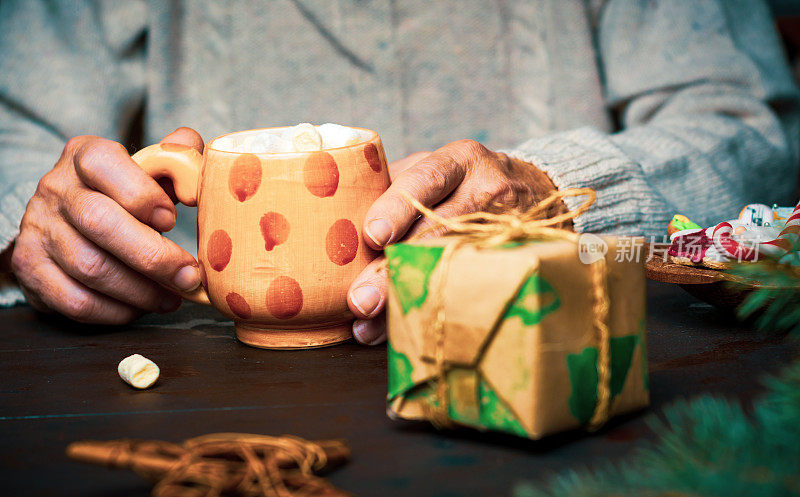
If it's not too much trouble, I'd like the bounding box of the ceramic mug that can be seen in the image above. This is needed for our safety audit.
[132,127,390,349]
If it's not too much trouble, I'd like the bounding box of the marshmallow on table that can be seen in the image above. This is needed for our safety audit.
[118,354,160,389]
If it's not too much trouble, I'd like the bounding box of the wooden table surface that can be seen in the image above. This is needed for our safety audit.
[1,280,796,497]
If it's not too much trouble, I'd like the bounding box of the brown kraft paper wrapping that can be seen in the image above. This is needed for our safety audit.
[385,236,649,439]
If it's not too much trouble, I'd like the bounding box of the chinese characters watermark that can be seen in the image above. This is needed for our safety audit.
[576,234,762,264]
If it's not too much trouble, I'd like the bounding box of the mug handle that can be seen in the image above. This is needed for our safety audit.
[131,144,211,305]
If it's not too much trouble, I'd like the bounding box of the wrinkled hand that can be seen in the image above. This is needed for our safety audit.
[347,139,558,345]
[11,128,205,324]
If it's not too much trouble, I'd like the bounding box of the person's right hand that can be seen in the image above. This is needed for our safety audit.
[11,128,205,324]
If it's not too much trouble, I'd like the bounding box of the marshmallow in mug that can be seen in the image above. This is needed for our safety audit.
[213,123,366,154]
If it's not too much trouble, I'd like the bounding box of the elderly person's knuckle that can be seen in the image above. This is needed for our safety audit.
[10,244,30,277]
[410,162,449,191]
[64,136,91,156]
[22,198,55,236]
[72,139,96,168]
[495,152,513,171]
[114,182,150,215]
[74,247,109,283]
[474,177,516,210]
[139,239,172,275]
[456,139,488,157]
[75,195,114,236]
[64,292,97,322]
[501,185,521,207]
[127,180,161,213]
[489,178,515,199]
[105,140,129,158]
[35,171,61,198]
[74,138,120,174]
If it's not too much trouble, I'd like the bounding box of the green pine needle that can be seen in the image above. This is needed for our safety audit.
[727,258,800,335]
[514,360,800,497]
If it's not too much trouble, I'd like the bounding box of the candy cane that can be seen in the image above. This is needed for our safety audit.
[713,222,760,261]
[711,200,800,262]
[762,199,800,253]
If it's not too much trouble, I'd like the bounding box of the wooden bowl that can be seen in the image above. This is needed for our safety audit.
[644,247,754,310]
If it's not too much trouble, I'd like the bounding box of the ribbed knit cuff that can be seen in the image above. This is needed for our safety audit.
[0,180,36,307]
[0,273,24,307]
[501,127,669,236]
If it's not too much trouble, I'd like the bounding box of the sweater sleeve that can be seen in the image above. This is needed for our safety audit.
[0,0,146,306]
[504,0,800,236]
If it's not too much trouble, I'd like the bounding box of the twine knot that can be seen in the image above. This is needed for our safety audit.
[132,434,337,497]
[406,187,595,247]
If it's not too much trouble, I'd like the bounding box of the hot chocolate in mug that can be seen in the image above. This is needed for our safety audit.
[132,126,390,349]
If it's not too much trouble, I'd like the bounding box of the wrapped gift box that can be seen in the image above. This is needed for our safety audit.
[385,236,649,439]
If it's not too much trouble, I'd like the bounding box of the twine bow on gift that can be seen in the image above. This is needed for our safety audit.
[400,187,613,432]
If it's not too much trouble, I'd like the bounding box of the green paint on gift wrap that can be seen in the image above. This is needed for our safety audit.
[397,375,527,436]
[445,368,481,426]
[511,355,531,394]
[566,334,640,424]
[479,380,528,436]
[609,335,638,397]
[499,241,527,249]
[504,274,561,326]
[566,347,599,425]
[387,341,415,400]
[386,244,444,314]
[498,240,551,249]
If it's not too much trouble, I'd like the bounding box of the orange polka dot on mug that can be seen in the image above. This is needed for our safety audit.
[326,219,359,265]
[207,229,232,272]
[229,153,262,202]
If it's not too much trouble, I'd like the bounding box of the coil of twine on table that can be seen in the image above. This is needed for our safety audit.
[400,187,613,432]
[104,433,336,497]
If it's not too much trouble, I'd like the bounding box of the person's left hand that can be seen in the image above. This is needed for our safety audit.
[346,139,559,345]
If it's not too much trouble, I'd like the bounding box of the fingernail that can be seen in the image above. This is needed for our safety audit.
[151,207,175,231]
[174,266,201,292]
[365,218,393,247]
[159,293,182,313]
[350,285,382,317]
[353,319,386,345]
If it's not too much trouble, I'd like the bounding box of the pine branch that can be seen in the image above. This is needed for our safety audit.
[514,360,800,497]
[727,256,800,335]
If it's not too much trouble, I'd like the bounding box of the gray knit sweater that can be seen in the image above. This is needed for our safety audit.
[1,0,798,306]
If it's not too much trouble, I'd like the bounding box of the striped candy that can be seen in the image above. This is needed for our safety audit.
[762,199,800,254]
[710,199,800,263]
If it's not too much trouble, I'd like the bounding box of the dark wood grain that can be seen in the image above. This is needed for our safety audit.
[0,281,796,497]
[645,256,727,285]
